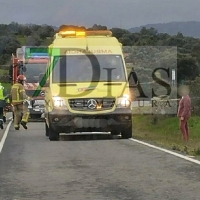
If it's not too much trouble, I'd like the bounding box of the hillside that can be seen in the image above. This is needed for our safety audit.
[1,22,200,87]
[16,35,53,46]
[129,21,200,38]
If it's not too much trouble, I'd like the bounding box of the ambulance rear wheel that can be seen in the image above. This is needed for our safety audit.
[45,121,49,137]
[48,124,59,141]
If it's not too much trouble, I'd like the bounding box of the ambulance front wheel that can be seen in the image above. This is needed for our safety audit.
[121,125,133,139]
[48,124,59,141]
[45,121,49,137]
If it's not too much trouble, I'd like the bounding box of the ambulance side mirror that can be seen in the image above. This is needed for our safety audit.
[18,61,23,67]
[22,66,27,72]
[18,61,27,72]
[39,73,49,87]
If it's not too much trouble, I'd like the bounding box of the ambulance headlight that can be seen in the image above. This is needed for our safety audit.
[116,94,131,108]
[52,96,66,108]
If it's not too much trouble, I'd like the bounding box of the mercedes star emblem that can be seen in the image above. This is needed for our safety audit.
[40,91,45,96]
[87,99,97,109]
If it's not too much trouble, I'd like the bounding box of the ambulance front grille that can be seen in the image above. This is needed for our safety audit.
[68,98,115,111]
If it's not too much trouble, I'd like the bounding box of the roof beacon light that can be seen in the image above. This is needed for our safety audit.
[59,30,86,37]
[58,30,112,37]
[76,31,86,36]
[60,30,76,35]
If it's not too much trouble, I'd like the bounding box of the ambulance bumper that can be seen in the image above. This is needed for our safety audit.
[47,108,132,133]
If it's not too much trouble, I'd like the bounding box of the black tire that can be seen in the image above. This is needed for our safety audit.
[111,130,120,135]
[3,116,6,123]
[48,124,59,141]
[45,121,49,137]
[121,125,132,139]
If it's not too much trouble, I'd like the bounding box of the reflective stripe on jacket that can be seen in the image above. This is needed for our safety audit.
[11,83,29,105]
[0,85,5,100]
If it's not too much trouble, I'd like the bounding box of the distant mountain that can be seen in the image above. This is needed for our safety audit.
[129,21,200,38]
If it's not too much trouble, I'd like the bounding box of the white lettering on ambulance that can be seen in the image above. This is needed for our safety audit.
[65,49,112,54]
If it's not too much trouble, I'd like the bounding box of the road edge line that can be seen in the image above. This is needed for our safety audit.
[0,120,12,154]
[129,138,200,165]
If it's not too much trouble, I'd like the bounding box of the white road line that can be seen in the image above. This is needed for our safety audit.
[0,120,12,154]
[8,117,12,120]
[130,138,200,165]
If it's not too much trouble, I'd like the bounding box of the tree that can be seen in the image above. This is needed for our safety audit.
[38,25,55,39]
[7,22,19,34]
[88,24,107,30]
[18,25,32,36]
[140,27,158,36]
[111,28,129,39]
[119,36,132,46]
[177,32,183,38]
[26,33,42,46]
[177,54,199,83]
[0,35,21,64]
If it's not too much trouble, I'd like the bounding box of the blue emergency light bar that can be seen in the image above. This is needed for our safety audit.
[24,46,49,59]
[29,53,49,57]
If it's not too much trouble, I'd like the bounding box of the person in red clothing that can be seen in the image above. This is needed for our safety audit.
[177,85,191,141]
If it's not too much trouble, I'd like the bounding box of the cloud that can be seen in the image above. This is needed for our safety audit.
[0,0,200,28]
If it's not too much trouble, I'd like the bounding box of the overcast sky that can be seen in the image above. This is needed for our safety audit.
[0,0,200,29]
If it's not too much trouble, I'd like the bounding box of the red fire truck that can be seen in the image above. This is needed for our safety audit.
[10,47,48,121]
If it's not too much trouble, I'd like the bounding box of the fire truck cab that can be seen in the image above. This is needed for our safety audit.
[10,47,48,120]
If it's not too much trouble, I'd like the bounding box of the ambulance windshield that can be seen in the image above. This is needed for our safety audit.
[52,55,126,83]
[24,63,47,83]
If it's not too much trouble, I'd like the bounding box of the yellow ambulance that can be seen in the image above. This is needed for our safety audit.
[43,28,133,141]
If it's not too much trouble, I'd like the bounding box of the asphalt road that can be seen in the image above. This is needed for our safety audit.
[0,122,200,200]
[0,112,12,141]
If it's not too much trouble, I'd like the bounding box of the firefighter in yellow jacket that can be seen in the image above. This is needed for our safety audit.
[11,75,30,130]
[0,83,6,129]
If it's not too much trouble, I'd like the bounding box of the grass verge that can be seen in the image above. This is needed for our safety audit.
[133,115,200,157]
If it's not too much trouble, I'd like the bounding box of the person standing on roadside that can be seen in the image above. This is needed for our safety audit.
[177,85,192,141]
